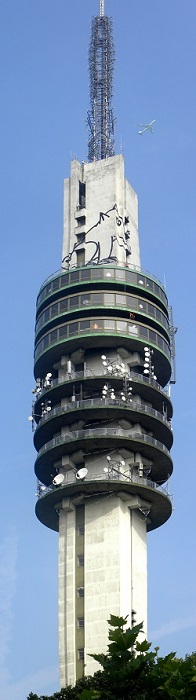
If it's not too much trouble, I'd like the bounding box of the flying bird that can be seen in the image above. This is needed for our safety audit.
[137,119,156,135]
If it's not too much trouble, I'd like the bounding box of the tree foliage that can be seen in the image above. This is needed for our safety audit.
[27,616,196,700]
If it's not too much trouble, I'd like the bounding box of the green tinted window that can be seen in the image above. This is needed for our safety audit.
[70,296,79,308]
[60,299,68,311]
[51,303,58,317]
[69,322,78,335]
[52,277,59,290]
[44,309,50,322]
[59,325,67,338]
[50,330,57,343]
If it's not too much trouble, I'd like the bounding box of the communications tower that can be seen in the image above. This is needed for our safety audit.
[32,0,175,689]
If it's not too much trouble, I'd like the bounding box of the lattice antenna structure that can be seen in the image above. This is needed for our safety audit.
[100,0,104,16]
[87,6,115,162]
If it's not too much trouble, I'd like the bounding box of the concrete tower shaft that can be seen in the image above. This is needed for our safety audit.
[62,155,140,270]
[33,159,173,686]
[32,2,175,691]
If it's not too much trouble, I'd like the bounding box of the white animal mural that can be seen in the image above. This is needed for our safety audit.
[62,204,131,268]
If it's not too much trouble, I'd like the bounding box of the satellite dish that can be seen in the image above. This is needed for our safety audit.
[52,473,65,486]
[76,467,88,480]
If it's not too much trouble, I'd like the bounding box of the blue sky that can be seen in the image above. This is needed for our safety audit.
[0,0,196,697]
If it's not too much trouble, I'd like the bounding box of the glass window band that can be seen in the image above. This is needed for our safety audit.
[35,291,169,336]
[36,267,168,311]
[34,317,171,362]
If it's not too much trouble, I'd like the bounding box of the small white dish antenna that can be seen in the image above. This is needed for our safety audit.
[76,467,88,480]
[52,473,65,486]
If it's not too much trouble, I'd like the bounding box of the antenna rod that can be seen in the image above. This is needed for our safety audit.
[87,2,115,161]
[100,0,104,17]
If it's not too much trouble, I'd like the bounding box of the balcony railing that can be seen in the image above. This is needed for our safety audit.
[37,262,167,296]
[36,472,172,501]
[34,369,170,400]
[36,427,171,459]
[35,397,171,431]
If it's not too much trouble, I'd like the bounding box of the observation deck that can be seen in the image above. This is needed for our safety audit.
[33,263,174,533]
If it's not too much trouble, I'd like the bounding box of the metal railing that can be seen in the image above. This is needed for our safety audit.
[36,471,172,501]
[35,397,171,430]
[34,369,170,400]
[36,427,171,459]
[37,262,166,296]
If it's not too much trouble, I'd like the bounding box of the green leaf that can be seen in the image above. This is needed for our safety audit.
[107,614,128,628]
[135,639,152,653]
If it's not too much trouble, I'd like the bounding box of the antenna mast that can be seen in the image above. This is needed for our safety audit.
[100,0,104,16]
[87,2,115,162]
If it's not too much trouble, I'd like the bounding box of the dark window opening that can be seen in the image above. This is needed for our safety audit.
[77,586,84,598]
[71,270,79,283]
[51,303,58,317]
[75,363,84,372]
[149,330,156,341]
[77,555,84,567]
[70,296,79,308]
[77,216,86,227]
[77,524,84,535]
[78,648,84,660]
[43,335,49,348]
[69,322,78,335]
[59,325,67,338]
[50,329,57,342]
[60,298,68,312]
[52,278,59,290]
[80,320,90,331]
[77,618,84,628]
[76,232,85,243]
[44,309,50,322]
[79,181,86,208]
[146,279,153,290]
